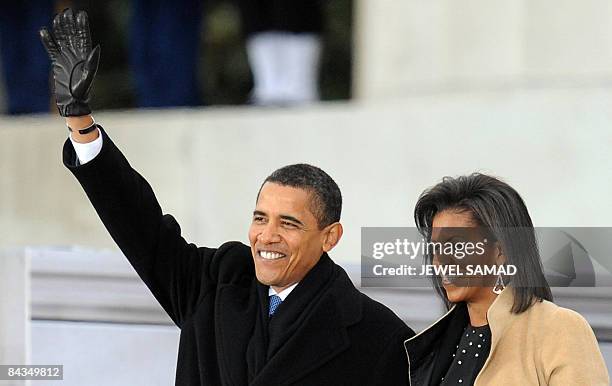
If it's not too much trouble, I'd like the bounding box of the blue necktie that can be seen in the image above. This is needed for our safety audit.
[269,294,282,317]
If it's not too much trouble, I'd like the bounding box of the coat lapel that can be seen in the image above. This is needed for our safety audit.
[215,281,259,386]
[246,282,272,381]
[250,293,351,386]
[215,254,363,386]
[474,287,515,384]
[404,289,517,386]
[428,305,469,384]
[251,258,362,386]
[404,304,469,386]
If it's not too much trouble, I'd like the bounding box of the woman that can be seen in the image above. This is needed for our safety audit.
[405,173,609,386]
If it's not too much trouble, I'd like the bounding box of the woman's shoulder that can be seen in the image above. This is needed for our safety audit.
[524,299,609,384]
[525,298,594,335]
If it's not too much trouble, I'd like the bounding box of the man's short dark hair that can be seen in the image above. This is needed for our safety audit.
[258,164,342,229]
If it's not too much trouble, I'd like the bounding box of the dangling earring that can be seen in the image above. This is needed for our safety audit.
[492,274,505,295]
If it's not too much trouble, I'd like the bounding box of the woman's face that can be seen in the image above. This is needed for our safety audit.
[431,209,500,304]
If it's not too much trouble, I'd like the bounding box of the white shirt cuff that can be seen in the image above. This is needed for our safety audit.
[69,128,103,165]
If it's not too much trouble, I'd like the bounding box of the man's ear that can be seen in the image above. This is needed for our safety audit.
[322,222,343,252]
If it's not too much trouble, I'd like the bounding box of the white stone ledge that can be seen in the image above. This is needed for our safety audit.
[26,247,612,340]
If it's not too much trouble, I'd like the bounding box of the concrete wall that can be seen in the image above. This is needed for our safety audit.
[31,321,178,386]
[1,91,611,263]
[0,250,30,386]
[355,0,612,99]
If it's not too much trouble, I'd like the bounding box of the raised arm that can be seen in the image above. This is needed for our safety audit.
[39,9,225,327]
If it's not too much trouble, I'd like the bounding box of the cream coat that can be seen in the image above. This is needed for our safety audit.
[405,288,610,385]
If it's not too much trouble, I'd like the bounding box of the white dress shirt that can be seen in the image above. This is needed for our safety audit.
[268,282,299,301]
[69,128,103,164]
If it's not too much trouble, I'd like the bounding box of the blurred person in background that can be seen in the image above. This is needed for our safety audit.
[129,0,204,107]
[0,1,54,114]
[236,0,323,106]
[405,173,609,385]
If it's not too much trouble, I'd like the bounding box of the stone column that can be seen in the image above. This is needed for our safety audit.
[353,0,612,100]
[0,249,30,385]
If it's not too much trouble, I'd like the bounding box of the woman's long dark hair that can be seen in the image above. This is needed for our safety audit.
[414,173,552,313]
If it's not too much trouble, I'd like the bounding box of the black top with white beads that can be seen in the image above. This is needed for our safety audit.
[439,324,491,385]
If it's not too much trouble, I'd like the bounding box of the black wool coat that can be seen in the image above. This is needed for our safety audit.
[63,128,414,385]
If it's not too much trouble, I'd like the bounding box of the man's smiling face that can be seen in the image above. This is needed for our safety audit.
[248,182,330,292]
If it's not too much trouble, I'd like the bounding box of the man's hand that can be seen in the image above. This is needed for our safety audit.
[40,8,100,117]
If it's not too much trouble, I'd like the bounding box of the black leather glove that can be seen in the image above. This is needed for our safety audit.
[39,9,100,117]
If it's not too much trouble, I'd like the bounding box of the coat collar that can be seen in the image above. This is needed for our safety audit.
[251,256,363,385]
[404,287,517,386]
[475,286,515,382]
[216,253,363,386]
[404,303,468,386]
[485,286,515,349]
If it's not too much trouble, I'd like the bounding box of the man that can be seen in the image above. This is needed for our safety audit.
[40,9,413,385]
